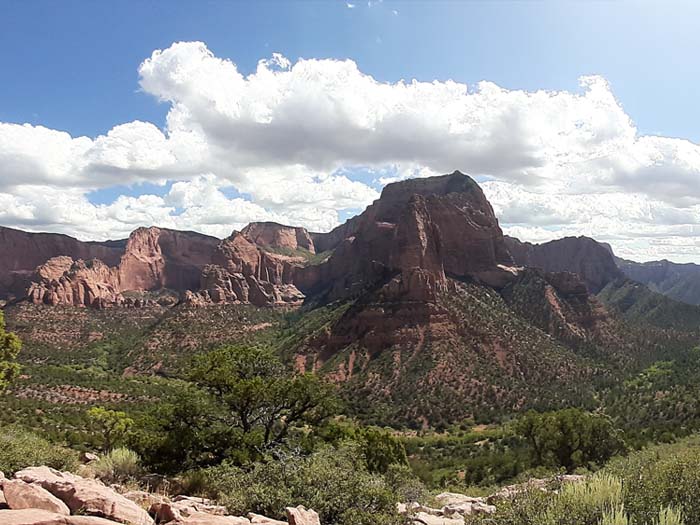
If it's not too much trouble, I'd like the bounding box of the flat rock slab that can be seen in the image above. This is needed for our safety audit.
[3,479,70,515]
[248,513,287,524]
[0,509,121,525]
[14,467,154,525]
[172,512,251,524]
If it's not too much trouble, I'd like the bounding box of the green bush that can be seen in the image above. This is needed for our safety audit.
[541,474,622,525]
[92,447,142,483]
[605,441,700,525]
[0,425,79,474]
[204,442,404,525]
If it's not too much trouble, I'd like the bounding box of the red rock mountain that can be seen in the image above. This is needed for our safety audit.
[20,227,219,307]
[2,172,618,313]
[298,171,516,301]
[5,172,671,425]
[0,226,124,300]
[505,235,623,293]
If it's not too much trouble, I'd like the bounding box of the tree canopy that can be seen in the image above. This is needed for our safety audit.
[0,311,21,392]
[515,408,626,472]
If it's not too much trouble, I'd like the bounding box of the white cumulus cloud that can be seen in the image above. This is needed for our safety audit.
[1,41,700,261]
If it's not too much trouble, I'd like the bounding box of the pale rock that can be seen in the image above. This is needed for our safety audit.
[14,466,154,525]
[285,506,320,525]
[2,479,70,515]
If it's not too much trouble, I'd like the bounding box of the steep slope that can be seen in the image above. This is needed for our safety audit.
[598,279,700,332]
[297,171,515,302]
[0,226,125,300]
[24,227,219,307]
[616,257,700,306]
[3,171,697,429]
[505,235,623,293]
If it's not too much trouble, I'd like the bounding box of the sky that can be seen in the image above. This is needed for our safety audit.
[2,1,700,262]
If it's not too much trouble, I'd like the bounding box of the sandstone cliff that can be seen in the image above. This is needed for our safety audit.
[505,235,623,293]
[0,226,125,300]
[297,171,515,302]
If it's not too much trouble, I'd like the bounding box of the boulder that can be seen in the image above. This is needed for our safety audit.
[14,467,154,525]
[171,495,227,516]
[434,493,496,516]
[247,513,287,524]
[149,501,183,523]
[0,509,122,524]
[171,512,250,524]
[80,453,99,464]
[2,479,70,515]
[122,490,165,509]
[285,506,320,525]
[0,509,69,525]
[410,512,464,525]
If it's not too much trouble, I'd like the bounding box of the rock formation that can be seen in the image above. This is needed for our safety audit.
[0,466,323,525]
[0,172,633,313]
[26,257,122,308]
[116,227,219,292]
[0,226,124,300]
[505,235,623,293]
[296,171,516,301]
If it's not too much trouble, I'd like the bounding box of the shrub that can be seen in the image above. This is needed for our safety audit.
[541,474,623,525]
[604,438,700,525]
[204,442,404,525]
[0,425,79,474]
[92,447,142,483]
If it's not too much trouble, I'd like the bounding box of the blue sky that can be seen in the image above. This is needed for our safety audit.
[3,1,699,140]
[2,1,700,261]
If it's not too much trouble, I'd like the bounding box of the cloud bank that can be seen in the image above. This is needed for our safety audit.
[2,41,700,261]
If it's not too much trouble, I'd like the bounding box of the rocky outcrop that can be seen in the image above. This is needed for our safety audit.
[117,227,219,292]
[297,171,515,301]
[0,227,125,300]
[241,223,315,254]
[185,229,307,307]
[505,236,623,293]
[20,228,219,308]
[26,258,122,308]
[14,467,153,524]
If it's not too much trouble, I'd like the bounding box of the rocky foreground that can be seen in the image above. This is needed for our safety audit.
[0,465,586,525]
[0,466,319,525]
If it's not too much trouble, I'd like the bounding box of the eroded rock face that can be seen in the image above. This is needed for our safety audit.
[505,235,623,293]
[297,171,514,302]
[21,227,220,308]
[186,229,307,307]
[27,258,122,308]
[117,227,219,292]
[241,223,315,254]
[0,226,125,300]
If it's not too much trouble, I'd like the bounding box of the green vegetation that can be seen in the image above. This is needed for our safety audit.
[514,409,625,473]
[465,437,700,525]
[0,310,21,391]
[91,447,142,483]
[599,279,700,332]
[0,425,79,474]
[87,406,134,451]
[202,442,406,525]
[4,273,700,524]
